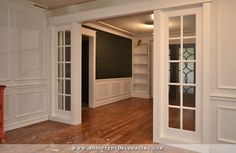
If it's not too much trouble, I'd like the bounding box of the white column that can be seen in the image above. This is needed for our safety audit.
[153,9,164,143]
[202,2,211,144]
[71,22,82,125]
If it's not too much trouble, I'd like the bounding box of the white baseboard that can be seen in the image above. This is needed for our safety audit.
[5,115,48,131]
[48,116,76,125]
[93,94,131,108]
[132,93,151,99]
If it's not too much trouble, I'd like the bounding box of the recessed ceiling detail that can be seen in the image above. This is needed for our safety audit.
[24,0,96,9]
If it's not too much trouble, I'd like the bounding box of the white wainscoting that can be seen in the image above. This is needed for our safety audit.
[0,1,49,131]
[210,94,236,143]
[217,106,236,143]
[4,85,48,131]
[217,0,236,90]
[93,78,132,108]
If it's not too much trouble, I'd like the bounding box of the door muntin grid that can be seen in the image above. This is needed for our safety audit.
[57,30,71,112]
[168,15,197,132]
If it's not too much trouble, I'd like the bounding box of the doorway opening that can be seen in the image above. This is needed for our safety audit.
[82,35,89,108]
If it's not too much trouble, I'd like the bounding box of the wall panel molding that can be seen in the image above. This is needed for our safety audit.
[210,94,236,102]
[217,0,236,90]
[15,90,46,118]
[94,78,131,108]
[0,0,49,131]
[217,106,236,143]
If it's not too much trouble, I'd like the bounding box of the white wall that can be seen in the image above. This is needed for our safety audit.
[0,1,49,131]
[209,0,236,143]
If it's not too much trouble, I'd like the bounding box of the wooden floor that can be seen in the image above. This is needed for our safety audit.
[6,98,153,144]
[4,98,198,153]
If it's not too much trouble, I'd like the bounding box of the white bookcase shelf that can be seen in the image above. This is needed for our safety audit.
[132,43,150,98]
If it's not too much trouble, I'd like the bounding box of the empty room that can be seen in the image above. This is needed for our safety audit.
[0,0,236,152]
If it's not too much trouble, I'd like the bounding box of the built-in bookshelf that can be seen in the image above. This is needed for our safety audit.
[132,43,150,98]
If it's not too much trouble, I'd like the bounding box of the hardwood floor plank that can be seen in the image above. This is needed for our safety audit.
[6,98,153,144]
[3,98,199,153]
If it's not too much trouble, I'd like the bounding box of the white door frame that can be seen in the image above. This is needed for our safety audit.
[50,1,212,144]
[81,27,96,108]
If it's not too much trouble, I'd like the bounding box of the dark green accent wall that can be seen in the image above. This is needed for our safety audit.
[84,26,132,79]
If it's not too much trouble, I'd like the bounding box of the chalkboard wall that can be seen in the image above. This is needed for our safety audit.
[84,26,132,79]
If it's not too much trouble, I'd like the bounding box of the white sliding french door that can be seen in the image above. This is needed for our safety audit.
[155,7,203,143]
[51,25,73,123]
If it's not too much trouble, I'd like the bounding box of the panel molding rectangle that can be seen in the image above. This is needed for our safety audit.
[217,105,236,143]
[94,78,132,107]
[15,90,47,118]
[217,0,236,90]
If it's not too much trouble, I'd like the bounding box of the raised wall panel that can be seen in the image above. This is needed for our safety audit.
[218,0,236,89]
[96,84,110,100]
[0,5,10,81]
[123,82,131,94]
[218,106,236,143]
[112,83,121,96]
[13,7,46,80]
[94,78,131,107]
[16,90,46,118]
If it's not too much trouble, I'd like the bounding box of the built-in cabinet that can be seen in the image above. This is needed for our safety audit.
[132,43,150,98]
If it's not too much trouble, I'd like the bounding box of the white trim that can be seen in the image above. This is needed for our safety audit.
[217,106,236,143]
[210,94,236,102]
[83,23,133,39]
[94,94,131,108]
[71,23,82,125]
[97,21,135,36]
[81,27,96,37]
[131,94,151,99]
[202,2,211,143]
[81,27,96,108]
[48,115,72,125]
[153,9,163,143]
[218,85,236,90]
[49,0,211,25]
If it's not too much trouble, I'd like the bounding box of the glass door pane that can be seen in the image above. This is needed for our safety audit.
[57,29,71,112]
[168,14,197,132]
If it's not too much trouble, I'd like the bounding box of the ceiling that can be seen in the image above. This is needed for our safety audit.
[25,0,96,9]
[92,13,196,36]
[96,12,154,36]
